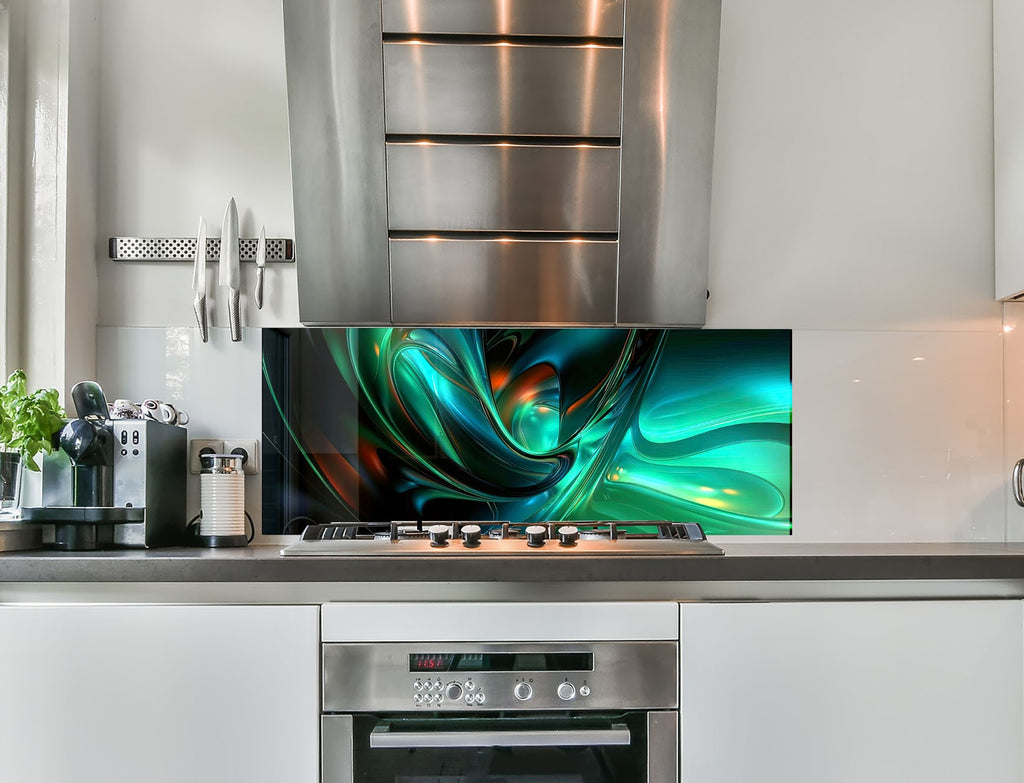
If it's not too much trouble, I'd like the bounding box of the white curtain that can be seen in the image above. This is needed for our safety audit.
[0,0,100,402]
[0,0,14,380]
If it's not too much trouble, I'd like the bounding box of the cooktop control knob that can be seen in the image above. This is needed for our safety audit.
[428,524,450,547]
[557,525,579,546]
[525,525,547,548]
[445,682,463,702]
[514,682,533,701]
[461,524,482,548]
[557,682,576,701]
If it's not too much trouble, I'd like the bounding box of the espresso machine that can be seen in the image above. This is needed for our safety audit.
[23,381,187,550]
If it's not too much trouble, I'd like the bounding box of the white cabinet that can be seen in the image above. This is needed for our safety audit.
[680,601,1023,783]
[0,604,319,783]
[996,0,1024,299]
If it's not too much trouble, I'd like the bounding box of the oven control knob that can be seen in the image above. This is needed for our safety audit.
[557,682,576,701]
[557,526,579,546]
[428,524,450,547]
[579,685,591,697]
[525,525,547,548]
[461,524,482,548]
[514,682,533,701]
[445,682,464,701]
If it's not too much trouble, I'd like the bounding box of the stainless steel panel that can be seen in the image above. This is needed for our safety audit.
[617,0,722,326]
[322,715,354,783]
[647,712,679,783]
[383,42,623,137]
[0,523,43,553]
[111,420,187,548]
[389,239,617,324]
[322,641,678,712]
[386,143,621,232]
[283,1,392,325]
[108,236,293,263]
[381,0,625,37]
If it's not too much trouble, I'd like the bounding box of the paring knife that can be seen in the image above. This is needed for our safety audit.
[219,197,241,342]
[254,224,266,310]
[192,216,209,342]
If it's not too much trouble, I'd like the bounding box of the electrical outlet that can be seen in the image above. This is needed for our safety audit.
[223,438,259,475]
[189,439,224,474]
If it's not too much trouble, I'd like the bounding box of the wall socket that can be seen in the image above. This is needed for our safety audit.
[188,438,260,475]
[223,439,259,475]
[188,439,223,474]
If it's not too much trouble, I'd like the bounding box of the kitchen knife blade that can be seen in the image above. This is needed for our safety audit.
[192,216,209,342]
[219,197,241,342]
[254,224,266,310]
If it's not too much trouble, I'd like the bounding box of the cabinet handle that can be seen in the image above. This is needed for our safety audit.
[1013,459,1024,507]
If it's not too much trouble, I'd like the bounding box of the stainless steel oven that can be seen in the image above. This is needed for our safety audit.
[321,641,678,783]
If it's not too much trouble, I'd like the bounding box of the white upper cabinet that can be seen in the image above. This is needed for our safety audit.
[996,0,1024,300]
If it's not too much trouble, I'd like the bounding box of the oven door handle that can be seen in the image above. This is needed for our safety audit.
[369,723,631,749]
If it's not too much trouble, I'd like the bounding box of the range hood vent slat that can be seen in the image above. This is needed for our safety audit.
[385,135,621,147]
[388,231,619,242]
[381,0,626,38]
[382,33,624,47]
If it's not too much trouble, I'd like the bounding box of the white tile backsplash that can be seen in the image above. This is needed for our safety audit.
[788,330,1004,542]
[1003,302,1024,540]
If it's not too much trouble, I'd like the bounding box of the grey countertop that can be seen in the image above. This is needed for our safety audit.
[3,542,1024,584]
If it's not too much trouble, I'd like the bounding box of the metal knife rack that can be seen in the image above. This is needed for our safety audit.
[108,237,295,263]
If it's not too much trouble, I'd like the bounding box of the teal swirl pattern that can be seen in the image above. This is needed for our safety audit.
[263,328,791,535]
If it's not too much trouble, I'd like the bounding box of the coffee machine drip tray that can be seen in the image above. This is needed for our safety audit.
[21,507,145,524]
[20,506,146,551]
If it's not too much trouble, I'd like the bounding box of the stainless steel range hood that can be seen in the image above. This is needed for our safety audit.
[283,0,721,326]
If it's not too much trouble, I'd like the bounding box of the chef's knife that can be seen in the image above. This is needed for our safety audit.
[219,197,241,342]
[192,216,209,342]
[254,224,266,310]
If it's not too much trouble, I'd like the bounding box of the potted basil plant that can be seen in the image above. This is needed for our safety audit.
[0,370,65,514]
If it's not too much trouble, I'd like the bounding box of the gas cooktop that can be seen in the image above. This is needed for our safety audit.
[279,521,724,557]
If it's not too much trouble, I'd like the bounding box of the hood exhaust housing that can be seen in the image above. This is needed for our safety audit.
[284,0,721,326]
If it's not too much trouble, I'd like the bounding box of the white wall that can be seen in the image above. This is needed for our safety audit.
[93,0,1004,542]
[96,0,297,329]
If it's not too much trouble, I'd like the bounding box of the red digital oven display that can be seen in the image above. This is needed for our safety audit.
[410,654,456,672]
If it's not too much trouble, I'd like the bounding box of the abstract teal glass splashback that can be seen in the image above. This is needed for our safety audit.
[262,328,792,535]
